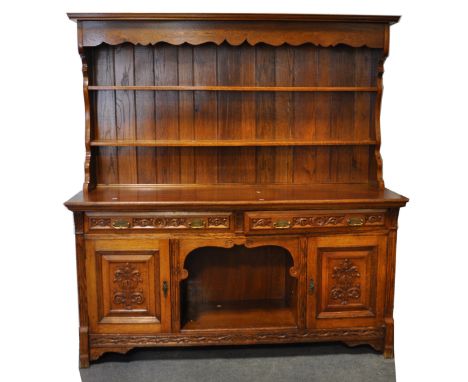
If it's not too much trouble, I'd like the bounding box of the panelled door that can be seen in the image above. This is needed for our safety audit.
[307,235,387,329]
[86,238,171,333]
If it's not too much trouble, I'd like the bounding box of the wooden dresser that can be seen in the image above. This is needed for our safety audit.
[65,13,408,368]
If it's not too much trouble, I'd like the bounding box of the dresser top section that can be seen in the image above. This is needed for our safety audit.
[67,13,401,24]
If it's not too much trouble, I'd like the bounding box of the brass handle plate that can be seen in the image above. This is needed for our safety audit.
[309,278,315,293]
[162,281,168,298]
[347,217,364,227]
[189,218,206,229]
[112,219,130,229]
[273,219,291,229]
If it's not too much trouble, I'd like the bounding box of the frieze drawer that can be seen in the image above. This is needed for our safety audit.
[245,210,386,233]
[86,212,232,232]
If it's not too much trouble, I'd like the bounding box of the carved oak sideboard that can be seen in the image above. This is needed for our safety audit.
[65,13,408,368]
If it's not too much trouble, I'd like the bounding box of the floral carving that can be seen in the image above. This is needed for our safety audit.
[207,217,229,228]
[330,259,361,305]
[251,218,273,229]
[132,218,155,227]
[112,263,145,310]
[365,215,384,224]
[292,216,345,227]
[89,218,111,228]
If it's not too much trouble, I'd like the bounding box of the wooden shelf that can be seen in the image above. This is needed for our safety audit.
[182,300,296,330]
[65,184,409,211]
[90,139,377,147]
[88,85,378,92]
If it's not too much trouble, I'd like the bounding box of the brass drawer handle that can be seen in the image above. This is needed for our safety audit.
[273,219,291,229]
[112,219,130,229]
[347,217,364,227]
[189,218,206,229]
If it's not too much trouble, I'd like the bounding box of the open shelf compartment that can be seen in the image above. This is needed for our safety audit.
[180,244,298,330]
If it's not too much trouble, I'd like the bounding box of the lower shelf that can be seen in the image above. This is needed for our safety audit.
[182,299,297,330]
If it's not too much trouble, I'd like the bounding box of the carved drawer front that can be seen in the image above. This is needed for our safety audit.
[245,210,385,233]
[86,212,232,232]
[86,238,171,334]
[307,235,387,329]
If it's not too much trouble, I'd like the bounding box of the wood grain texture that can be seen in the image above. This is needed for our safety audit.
[79,20,387,48]
[68,13,400,23]
[66,14,407,367]
[73,212,89,368]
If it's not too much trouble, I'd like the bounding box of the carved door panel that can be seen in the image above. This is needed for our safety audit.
[307,235,387,329]
[86,238,171,333]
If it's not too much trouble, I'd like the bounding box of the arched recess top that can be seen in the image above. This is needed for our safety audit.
[177,237,303,282]
[76,20,389,49]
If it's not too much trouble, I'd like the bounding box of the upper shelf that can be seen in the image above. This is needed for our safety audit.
[90,139,377,147]
[88,86,378,92]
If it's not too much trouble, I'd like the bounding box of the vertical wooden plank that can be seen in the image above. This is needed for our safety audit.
[255,45,276,140]
[217,44,242,140]
[352,48,376,183]
[193,44,218,183]
[315,48,332,182]
[93,46,118,184]
[218,147,256,184]
[256,45,282,183]
[293,147,317,184]
[154,44,180,184]
[134,46,157,184]
[255,147,276,184]
[293,45,317,140]
[274,45,294,140]
[217,44,255,183]
[114,44,137,184]
[178,46,195,183]
[292,45,318,184]
[240,45,256,140]
[330,46,355,141]
[273,46,295,182]
[354,48,374,141]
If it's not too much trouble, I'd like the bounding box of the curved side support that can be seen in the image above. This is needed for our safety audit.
[78,23,93,195]
[373,25,389,189]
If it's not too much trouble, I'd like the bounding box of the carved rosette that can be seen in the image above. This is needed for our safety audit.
[113,263,145,310]
[330,259,361,305]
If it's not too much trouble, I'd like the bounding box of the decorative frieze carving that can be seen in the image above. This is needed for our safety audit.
[292,216,345,227]
[207,217,229,228]
[251,218,273,229]
[89,218,111,228]
[90,327,385,347]
[89,215,230,229]
[364,215,384,224]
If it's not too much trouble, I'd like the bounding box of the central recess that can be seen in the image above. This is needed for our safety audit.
[181,245,298,330]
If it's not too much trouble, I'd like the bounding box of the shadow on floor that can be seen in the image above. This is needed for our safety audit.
[80,342,395,382]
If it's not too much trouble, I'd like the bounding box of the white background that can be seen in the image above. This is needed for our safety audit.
[1,1,466,381]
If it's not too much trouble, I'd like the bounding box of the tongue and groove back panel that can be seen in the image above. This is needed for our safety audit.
[87,42,382,186]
